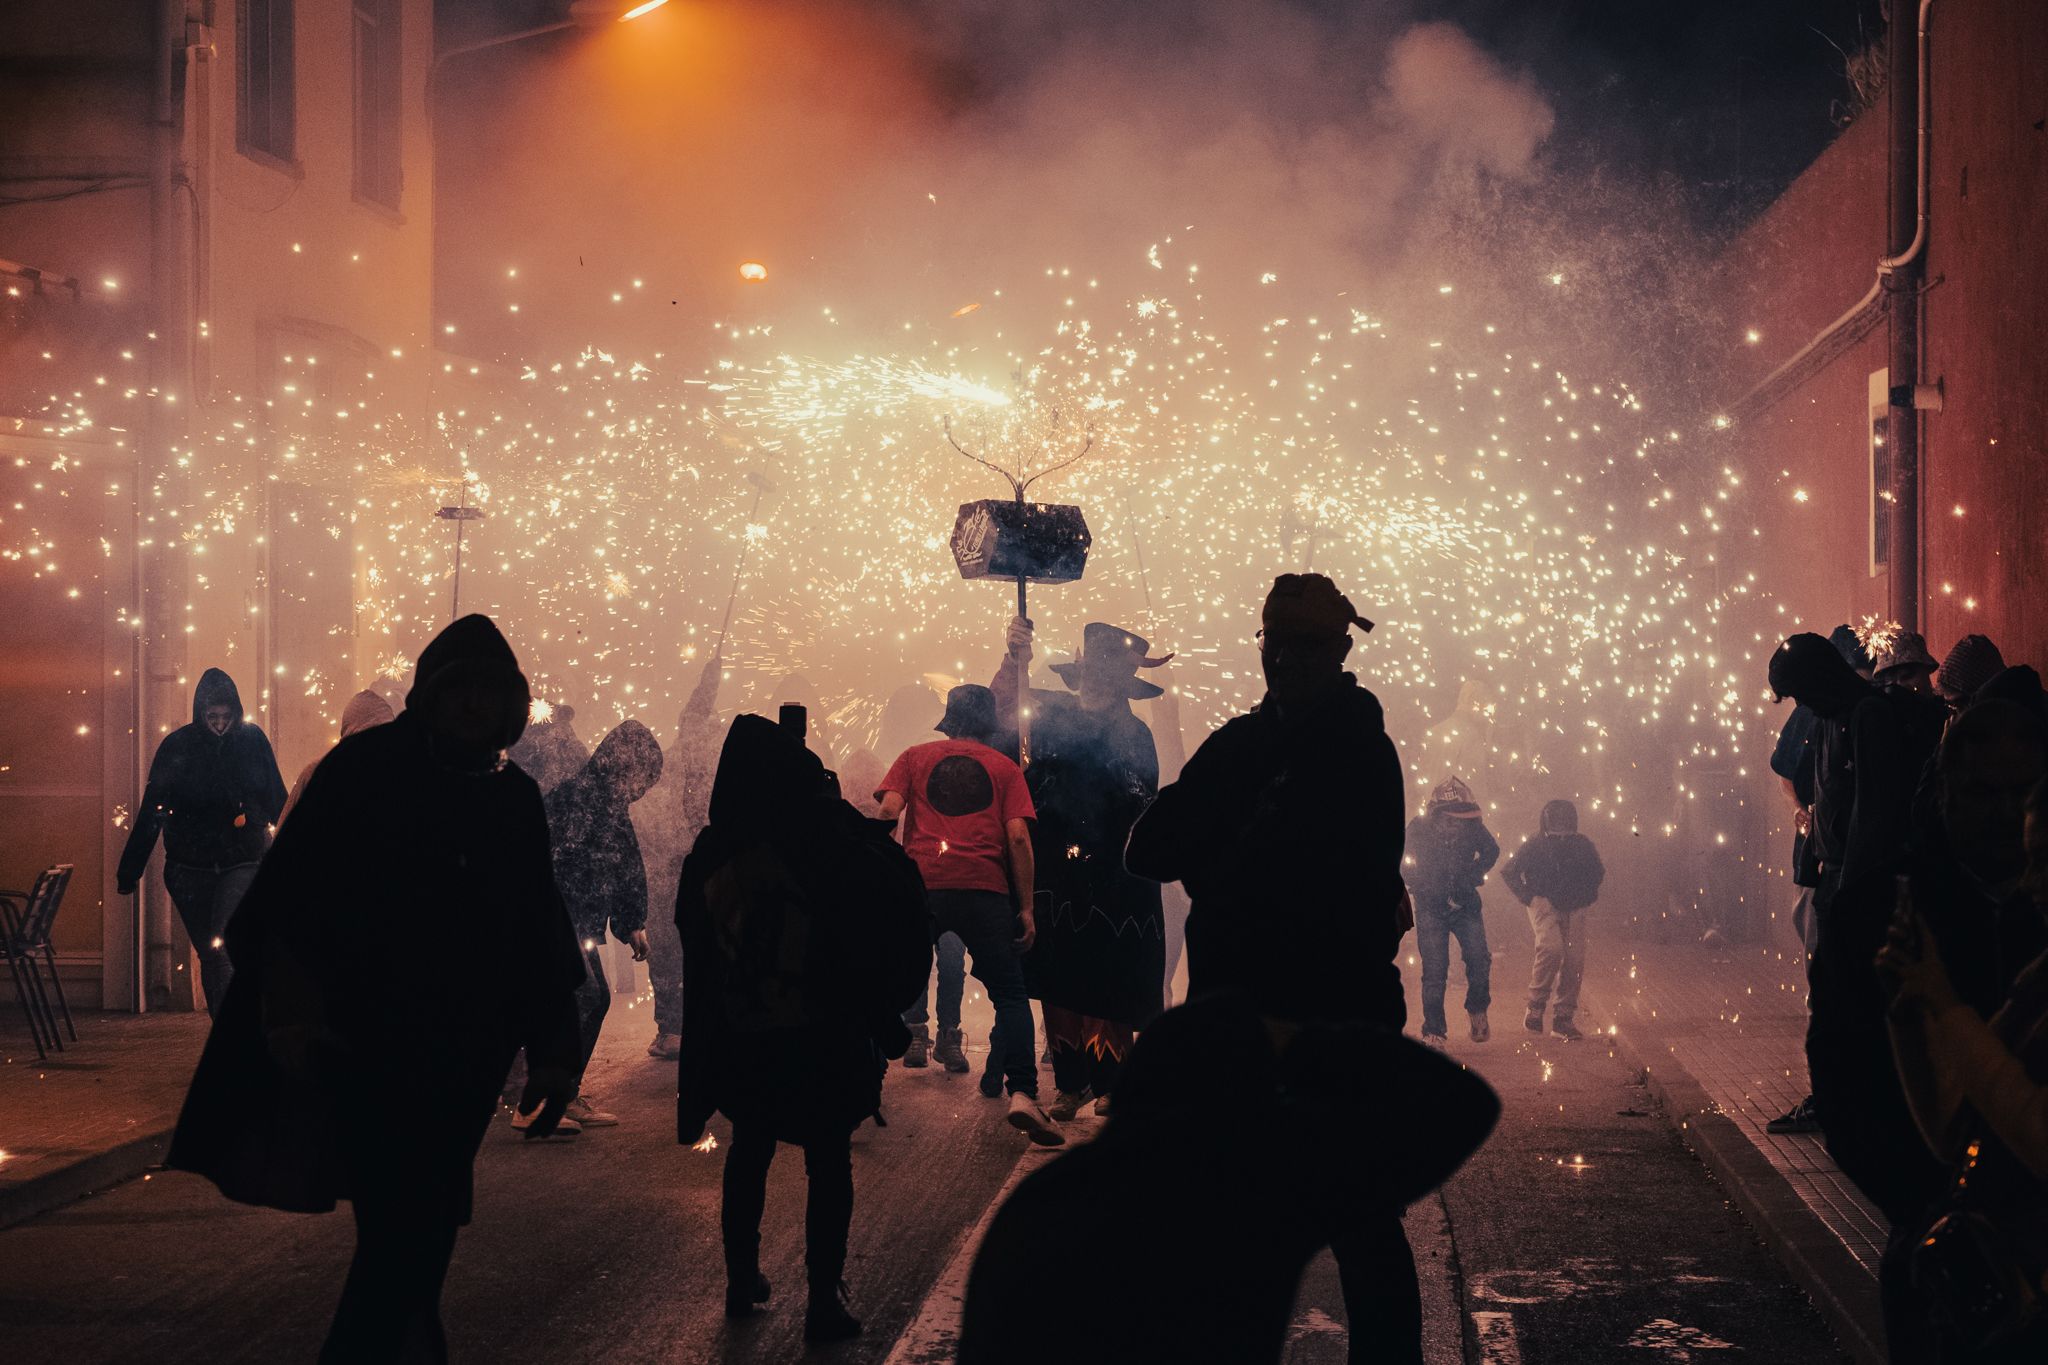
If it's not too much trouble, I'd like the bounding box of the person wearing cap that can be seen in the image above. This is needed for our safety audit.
[1403,776,1501,1046]
[1501,799,1606,1041]
[992,618,1169,1120]
[875,686,1063,1145]
[1128,573,1419,1365]
[1871,629,1940,696]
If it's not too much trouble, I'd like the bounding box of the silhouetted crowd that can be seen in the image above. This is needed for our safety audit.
[1767,626,2048,1363]
[109,586,2048,1362]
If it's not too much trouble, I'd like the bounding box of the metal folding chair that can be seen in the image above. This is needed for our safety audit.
[1,865,77,1060]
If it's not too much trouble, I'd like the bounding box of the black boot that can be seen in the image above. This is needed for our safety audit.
[934,1027,969,1073]
[725,1271,771,1319]
[804,1280,862,1343]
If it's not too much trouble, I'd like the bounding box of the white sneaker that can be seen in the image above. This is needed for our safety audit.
[565,1094,619,1127]
[1005,1092,1067,1147]
[511,1103,582,1136]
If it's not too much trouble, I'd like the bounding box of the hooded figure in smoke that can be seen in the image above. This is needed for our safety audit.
[676,713,929,1342]
[545,717,663,1122]
[991,617,1168,1117]
[1501,799,1606,1038]
[166,614,586,1362]
[636,653,725,1059]
[280,689,394,825]
[1402,776,1501,1045]
[117,667,289,1015]
[508,700,590,794]
[1127,573,1420,1365]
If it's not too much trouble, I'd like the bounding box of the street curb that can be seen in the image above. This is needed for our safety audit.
[1594,1015,1885,1365]
[0,1127,172,1232]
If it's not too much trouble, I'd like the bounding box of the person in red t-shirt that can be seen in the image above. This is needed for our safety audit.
[877,685,1063,1146]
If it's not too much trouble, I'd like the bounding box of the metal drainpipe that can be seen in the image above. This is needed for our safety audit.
[142,0,194,1009]
[1881,0,1937,632]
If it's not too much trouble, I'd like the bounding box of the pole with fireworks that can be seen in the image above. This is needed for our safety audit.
[944,407,1095,764]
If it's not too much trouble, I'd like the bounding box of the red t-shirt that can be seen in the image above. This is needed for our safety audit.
[877,739,1035,895]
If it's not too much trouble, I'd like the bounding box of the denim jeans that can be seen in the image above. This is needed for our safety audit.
[1414,898,1491,1037]
[925,890,1038,1098]
[163,862,258,1017]
[901,931,967,1034]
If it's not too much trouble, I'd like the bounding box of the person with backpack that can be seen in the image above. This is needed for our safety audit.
[1502,800,1606,1041]
[677,714,929,1343]
[1403,776,1500,1046]
[874,685,1062,1144]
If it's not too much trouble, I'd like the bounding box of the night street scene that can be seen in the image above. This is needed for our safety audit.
[4,1,2047,1362]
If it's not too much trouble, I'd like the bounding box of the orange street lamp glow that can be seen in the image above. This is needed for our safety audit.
[739,261,768,283]
[621,0,671,20]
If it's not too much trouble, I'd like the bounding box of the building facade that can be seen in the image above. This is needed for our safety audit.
[1,0,438,1010]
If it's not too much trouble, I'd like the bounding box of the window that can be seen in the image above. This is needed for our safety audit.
[353,0,404,210]
[237,0,297,164]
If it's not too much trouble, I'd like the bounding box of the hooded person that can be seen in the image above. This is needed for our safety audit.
[989,616,1168,1119]
[677,714,929,1343]
[507,700,589,795]
[117,668,289,1015]
[1402,776,1502,1045]
[1502,800,1607,1039]
[636,654,726,1060]
[1937,634,2007,710]
[540,718,663,1128]
[1127,573,1419,1365]
[959,991,1498,1365]
[280,690,394,826]
[165,614,586,1362]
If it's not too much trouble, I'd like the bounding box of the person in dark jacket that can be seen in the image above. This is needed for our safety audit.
[1502,799,1606,1040]
[117,668,288,1015]
[1770,630,1951,1364]
[1127,572,1420,1365]
[677,714,929,1343]
[165,615,585,1364]
[991,616,1167,1119]
[958,992,1498,1365]
[1403,776,1500,1045]
[544,718,663,1128]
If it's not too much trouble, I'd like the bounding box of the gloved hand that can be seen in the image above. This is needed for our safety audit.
[118,877,138,897]
[518,1064,577,1140]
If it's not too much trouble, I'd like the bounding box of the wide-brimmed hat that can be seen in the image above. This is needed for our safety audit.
[935,684,1000,740]
[1048,622,1174,700]
[1870,630,1938,684]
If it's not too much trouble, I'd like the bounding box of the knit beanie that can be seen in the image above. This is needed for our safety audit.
[1937,634,2006,704]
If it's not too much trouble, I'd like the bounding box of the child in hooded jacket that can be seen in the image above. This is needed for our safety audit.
[1503,800,1606,1041]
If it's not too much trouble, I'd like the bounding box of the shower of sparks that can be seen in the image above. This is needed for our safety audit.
[6,234,1820,847]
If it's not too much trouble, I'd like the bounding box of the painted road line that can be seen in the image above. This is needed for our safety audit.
[1473,1310,1524,1365]
[880,1132,1079,1365]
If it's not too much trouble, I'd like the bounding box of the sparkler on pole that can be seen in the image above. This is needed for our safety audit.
[714,469,775,658]
[435,483,486,622]
[945,408,1095,765]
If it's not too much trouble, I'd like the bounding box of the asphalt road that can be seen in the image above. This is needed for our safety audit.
[5,931,1859,1364]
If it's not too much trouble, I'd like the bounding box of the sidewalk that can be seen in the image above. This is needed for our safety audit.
[1578,930,1887,1365]
[0,1011,210,1230]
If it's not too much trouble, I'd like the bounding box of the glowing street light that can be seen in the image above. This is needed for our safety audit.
[436,0,669,70]
[618,0,674,20]
[738,261,769,283]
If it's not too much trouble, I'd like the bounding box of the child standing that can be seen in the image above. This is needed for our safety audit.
[1503,799,1607,1041]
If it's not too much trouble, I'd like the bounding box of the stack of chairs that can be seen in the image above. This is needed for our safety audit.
[2,864,77,1060]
